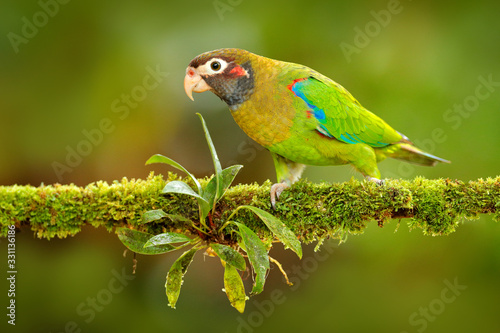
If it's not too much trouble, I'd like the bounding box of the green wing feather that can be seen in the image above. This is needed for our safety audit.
[288,72,403,147]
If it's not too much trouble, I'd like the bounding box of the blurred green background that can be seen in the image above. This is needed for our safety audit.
[1,0,500,332]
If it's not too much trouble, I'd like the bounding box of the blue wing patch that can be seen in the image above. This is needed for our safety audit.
[288,77,390,147]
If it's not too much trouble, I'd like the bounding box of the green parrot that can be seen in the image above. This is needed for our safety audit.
[184,48,449,207]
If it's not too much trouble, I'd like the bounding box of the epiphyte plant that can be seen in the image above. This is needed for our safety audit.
[116,113,302,312]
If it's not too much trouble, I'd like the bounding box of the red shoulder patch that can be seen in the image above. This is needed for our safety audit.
[287,77,308,92]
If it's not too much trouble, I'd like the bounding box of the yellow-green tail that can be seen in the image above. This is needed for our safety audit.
[389,143,450,166]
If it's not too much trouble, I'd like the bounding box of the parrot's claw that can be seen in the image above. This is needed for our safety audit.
[270,182,289,209]
[366,176,384,186]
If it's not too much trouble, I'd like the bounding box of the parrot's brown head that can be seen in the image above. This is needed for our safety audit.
[184,48,255,108]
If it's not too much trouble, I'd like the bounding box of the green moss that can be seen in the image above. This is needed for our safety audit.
[1,174,499,242]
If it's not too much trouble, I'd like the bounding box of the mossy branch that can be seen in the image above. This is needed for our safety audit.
[1,172,499,242]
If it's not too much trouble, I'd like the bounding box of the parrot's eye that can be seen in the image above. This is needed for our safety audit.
[204,58,227,75]
[210,61,221,71]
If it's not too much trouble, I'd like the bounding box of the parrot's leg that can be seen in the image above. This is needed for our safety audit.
[270,152,306,209]
[270,183,289,208]
[348,145,384,184]
[365,176,384,185]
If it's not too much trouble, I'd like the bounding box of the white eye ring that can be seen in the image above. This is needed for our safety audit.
[205,58,228,75]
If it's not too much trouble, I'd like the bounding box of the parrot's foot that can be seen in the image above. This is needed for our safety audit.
[366,176,384,186]
[270,182,289,209]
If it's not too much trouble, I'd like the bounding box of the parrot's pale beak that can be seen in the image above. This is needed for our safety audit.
[184,67,211,101]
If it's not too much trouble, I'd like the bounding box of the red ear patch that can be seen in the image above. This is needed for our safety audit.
[229,65,247,77]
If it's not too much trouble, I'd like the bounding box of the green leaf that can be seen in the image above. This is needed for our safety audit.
[162,181,210,213]
[200,177,217,220]
[201,165,243,219]
[211,243,246,271]
[216,164,243,200]
[116,228,176,255]
[142,209,168,224]
[145,154,202,193]
[239,205,302,259]
[165,214,192,224]
[234,222,270,295]
[166,248,198,309]
[197,113,222,205]
[222,261,247,313]
[144,232,193,248]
